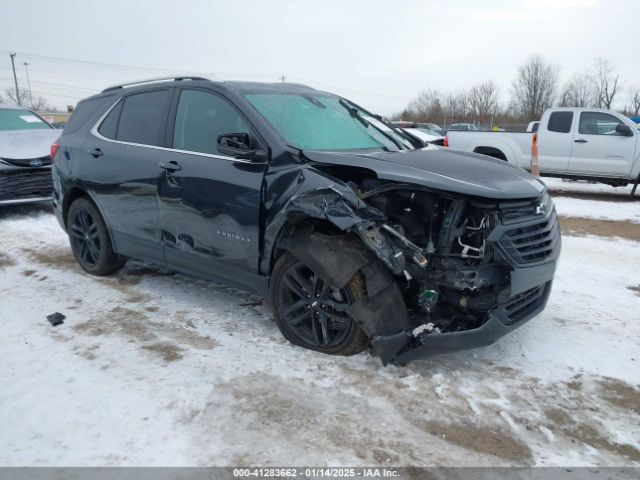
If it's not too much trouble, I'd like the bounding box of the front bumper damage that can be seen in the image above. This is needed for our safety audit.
[271,168,561,366]
[373,278,554,366]
[372,207,561,365]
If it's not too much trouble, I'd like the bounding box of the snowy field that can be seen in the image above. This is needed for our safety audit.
[1,181,639,467]
[544,178,640,224]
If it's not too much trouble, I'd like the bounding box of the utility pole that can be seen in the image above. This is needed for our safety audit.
[23,62,32,106]
[9,52,21,105]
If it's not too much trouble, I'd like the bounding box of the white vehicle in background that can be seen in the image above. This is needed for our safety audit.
[445,108,640,195]
[401,127,445,146]
[527,121,539,132]
[447,123,480,132]
[0,105,61,205]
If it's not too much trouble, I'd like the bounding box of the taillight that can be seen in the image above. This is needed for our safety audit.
[443,135,449,147]
[50,142,60,161]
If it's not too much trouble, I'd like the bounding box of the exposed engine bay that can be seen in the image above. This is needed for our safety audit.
[350,179,512,335]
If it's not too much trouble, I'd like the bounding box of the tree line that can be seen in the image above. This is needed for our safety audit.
[0,87,58,112]
[395,55,640,127]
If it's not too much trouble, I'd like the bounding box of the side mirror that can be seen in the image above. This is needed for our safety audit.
[615,124,633,136]
[217,132,268,161]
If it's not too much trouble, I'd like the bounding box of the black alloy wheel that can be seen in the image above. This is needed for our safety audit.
[272,253,369,355]
[70,209,101,267]
[67,197,125,275]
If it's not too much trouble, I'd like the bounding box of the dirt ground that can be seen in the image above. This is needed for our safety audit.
[558,217,640,242]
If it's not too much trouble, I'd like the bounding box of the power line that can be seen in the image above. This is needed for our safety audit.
[1,50,410,101]
[0,49,178,74]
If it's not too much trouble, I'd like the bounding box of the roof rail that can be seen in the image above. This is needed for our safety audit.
[101,76,210,93]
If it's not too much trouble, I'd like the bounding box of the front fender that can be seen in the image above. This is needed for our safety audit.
[261,166,401,276]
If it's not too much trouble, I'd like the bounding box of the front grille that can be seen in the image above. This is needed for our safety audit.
[500,209,560,264]
[504,282,548,324]
[498,192,552,224]
[0,155,52,167]
[0,169,53,201]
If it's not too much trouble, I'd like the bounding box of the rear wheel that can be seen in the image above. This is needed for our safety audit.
[67,198,125,275]
[271,252,369,356]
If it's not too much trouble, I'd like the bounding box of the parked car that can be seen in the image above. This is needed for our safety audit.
[401,127,445,146]
[526,121,539,133]
[0,105,60,206]
[393,121,445,137]
[445,108,640,195]
[52,77,560,365]
[447,123,480,132]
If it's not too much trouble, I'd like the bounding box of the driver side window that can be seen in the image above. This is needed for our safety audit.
[579,112,625,136]
[172,89,250,155]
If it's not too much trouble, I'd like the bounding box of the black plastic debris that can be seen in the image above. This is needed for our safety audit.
[46,312,65,326]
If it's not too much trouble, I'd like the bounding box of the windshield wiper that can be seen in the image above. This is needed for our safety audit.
[338,99,405,151]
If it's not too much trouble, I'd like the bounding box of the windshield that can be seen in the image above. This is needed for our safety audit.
[245,93,412,152]
[0,109,52,131]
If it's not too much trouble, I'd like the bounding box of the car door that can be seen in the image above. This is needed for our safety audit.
[537,111,573,173]
[86,88,173,263]
[569,111,637,177]
[157,88,267,284]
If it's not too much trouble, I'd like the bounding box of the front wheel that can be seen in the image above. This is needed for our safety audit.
[270,252,369,356]
[67,197,125,275]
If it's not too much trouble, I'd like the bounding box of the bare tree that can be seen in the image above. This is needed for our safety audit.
[593,58,621,110]
[442,90,470,124]
[407,88,444,122]
[558,73,597,107]
[628,87,640,117]
[511,54,559,120]
[4,87,54,111]
[469,80,500,120]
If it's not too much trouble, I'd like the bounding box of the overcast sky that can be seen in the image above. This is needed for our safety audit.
[1,0,638,114]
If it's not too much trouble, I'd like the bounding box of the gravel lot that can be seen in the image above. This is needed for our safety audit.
[1,180,639,467]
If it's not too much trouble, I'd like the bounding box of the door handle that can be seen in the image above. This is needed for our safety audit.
[574,139,588,143]
[159,161,182,172]
[88,147,103,157]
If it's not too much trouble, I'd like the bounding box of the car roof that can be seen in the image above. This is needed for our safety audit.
[79,77,331,107]
[98,77,323,96]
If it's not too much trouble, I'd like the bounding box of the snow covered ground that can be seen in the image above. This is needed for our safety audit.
[543,178,635,197]
[1,205,639,467]
[544,177,640,224]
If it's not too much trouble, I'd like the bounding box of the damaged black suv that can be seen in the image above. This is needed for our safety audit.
[52,77,560,365]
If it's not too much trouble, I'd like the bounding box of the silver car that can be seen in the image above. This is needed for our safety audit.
[0,105,61,206]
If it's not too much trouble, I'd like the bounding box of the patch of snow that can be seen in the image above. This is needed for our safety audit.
[1,211,639,467]
[552,196,640,223]
[543,177,635,196]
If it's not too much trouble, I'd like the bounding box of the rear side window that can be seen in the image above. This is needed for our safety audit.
[64,96,113,134]
[116,90,172,146]
[579,112,626,135]
[98,101,122,139]
[547,112,573,133]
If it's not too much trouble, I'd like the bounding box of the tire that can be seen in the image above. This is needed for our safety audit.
[270,252,369,356]
[67,197,125,275]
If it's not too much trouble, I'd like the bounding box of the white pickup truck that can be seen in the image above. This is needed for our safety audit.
[445,108,640,195]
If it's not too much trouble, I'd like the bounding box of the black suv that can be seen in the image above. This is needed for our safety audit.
[52,77,560,365]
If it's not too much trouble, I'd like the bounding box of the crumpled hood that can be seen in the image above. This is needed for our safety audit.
[0,129,61,159]
[304,147,545,200]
